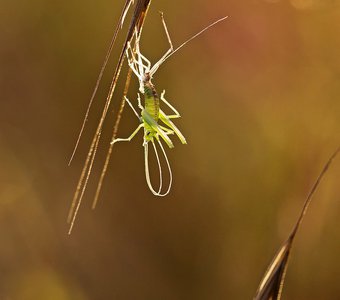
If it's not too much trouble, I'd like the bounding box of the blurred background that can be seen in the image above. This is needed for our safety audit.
[1,0,340,299]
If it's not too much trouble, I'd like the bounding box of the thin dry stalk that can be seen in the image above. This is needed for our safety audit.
[92,68,133,209]
[68,0,152,234]
[68,0,135,166]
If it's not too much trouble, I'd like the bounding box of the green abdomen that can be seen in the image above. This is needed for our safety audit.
[144,82,160,122]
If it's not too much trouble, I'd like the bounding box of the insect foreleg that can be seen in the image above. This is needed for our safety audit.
[133,37,151,73]
[126,42,144,81]
[139,52,151,71]
[134,40,148,80]
[127,38,150,75]
[111,123,144,144]
[137,93,144,110]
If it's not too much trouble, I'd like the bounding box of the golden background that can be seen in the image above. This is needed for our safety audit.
[1,0,340,299]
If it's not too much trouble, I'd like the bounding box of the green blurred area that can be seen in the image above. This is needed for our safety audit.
[1,0,340,299]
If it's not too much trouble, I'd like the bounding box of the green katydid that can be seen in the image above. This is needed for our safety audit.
[111,13,228,196]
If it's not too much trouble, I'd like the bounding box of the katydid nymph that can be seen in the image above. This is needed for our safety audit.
[111,13,228,196]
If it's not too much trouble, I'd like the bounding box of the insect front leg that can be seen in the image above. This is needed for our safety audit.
[111,124,144,144]
[129,31,150,75]
[134,40,151,81]
[133,36,151,72]
[139,52,151,71]
[137,93,144,110]
[126,41,144,81]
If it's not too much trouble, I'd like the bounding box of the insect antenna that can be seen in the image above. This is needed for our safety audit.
[150,14,228,76]
[144,139,172,196]
[157,138,172,196]
[152,141,163,194]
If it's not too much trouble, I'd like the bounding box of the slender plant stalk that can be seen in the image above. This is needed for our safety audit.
[68,0,134,166]
[68,0,152,234]
[92,68,133,209]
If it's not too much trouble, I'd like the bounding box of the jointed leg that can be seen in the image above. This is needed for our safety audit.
[160,90,181,118]
[150,12,174,75]
[134,40,147,79]
[139,52,151,71]
[126,42,143,80]
[134,39,151,72]
[126,39,150,80]
[137,93,144,110]
[111,124,143,144]
[160,11,174,50]
[130,35,150,75]
[124,96,140,120]
[159,125,174,135]
[158,90,186,145]
[126,41,150,93]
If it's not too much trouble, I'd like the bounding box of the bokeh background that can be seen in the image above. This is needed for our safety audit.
[1,0,340,299]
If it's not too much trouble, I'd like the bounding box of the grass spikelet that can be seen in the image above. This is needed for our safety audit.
[254,147,340,300]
